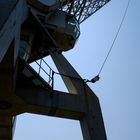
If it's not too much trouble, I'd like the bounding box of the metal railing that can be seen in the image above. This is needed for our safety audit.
[19,46,54,88]
[36,57,55,88]
[19,46,86,91]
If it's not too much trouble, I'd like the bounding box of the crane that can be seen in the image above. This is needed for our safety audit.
[0,0,110,140]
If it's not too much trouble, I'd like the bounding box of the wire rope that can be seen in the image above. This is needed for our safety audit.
[98,0,131,75]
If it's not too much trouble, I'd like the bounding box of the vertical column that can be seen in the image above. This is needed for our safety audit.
[0,41,15,97]
[51,51,107,140]
[0,115,13,140]
[80,90,107,140]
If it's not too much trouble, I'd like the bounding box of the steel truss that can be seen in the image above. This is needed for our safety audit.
[62,0,110,23]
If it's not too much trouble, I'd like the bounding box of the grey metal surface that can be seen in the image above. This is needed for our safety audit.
[0,0,18,30]
[0,0,28,63]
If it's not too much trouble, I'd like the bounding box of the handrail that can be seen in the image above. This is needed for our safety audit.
[20,47,54,87]
[19,46,85,89]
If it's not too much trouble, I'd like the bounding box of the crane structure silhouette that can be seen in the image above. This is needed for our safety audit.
[0,0,110,140]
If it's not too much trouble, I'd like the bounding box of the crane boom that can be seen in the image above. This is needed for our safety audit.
[28,0,110,23]
[62,0,110,23]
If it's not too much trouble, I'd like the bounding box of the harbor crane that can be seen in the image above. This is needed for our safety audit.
[0,0,110,140]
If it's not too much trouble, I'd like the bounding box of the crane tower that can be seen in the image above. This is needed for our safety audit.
[0,0,110,140]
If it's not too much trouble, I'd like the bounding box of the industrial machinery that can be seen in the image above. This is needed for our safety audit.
[0,0,110,140]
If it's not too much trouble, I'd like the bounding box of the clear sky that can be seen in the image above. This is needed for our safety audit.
[14,0,140,140]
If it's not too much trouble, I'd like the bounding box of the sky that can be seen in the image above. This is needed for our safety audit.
[14,0,140,140]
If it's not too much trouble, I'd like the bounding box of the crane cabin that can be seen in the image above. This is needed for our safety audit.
[20,0,80,62]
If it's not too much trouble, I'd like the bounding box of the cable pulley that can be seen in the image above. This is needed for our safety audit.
[85,75,100,83]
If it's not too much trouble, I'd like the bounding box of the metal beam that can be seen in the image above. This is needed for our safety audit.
[0,0,28,62]
[51,52,107,140]
[51,51,85,94]
[0,50,107,140]
[16,87,85,120]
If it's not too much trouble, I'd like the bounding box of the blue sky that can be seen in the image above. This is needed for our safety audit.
[14,0,140,140]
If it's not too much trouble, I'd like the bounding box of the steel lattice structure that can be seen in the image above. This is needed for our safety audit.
[62,0,110,23]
